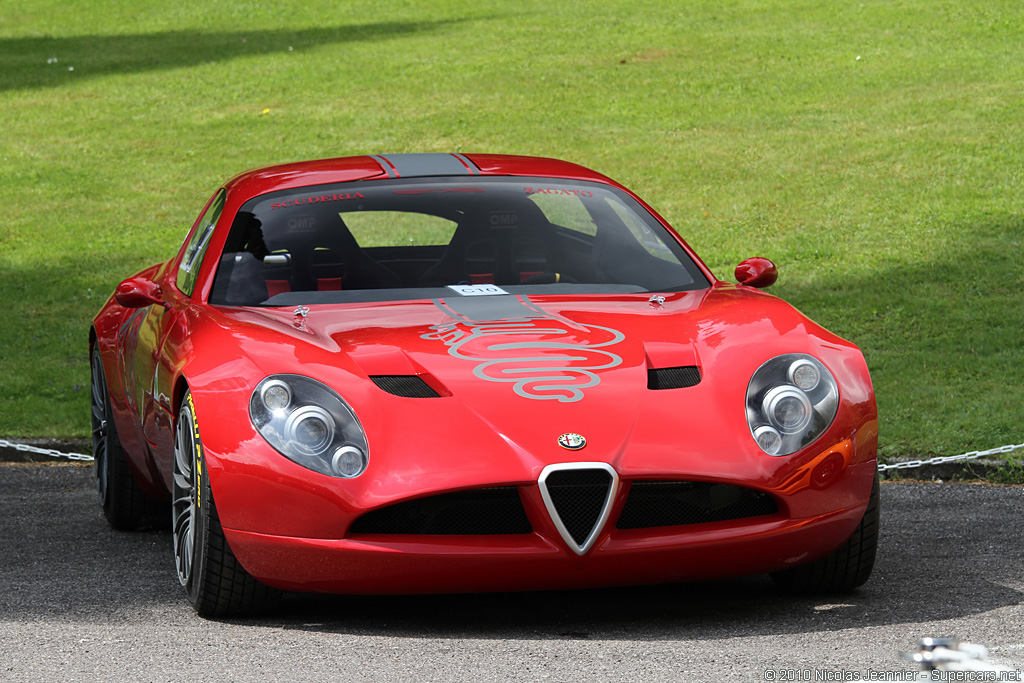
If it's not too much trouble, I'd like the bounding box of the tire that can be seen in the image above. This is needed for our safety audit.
[172,390,280,617]
[770,474,880,594]
[90,345,164,530]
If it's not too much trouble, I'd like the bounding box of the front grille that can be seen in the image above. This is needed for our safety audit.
[369,375,441,398]
[542,468,614,547]
[616,481,777,529]
[349,487,531,535]
[647,366,701,390]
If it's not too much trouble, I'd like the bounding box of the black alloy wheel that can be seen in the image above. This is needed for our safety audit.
[90,344,163,530]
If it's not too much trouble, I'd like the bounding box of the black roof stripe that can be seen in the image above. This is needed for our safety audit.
[450,153,479,175]
[372,153,480,178]
[369,154,399,178]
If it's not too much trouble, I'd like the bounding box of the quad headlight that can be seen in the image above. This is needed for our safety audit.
[746,354,838,456]
[250,375,368,478]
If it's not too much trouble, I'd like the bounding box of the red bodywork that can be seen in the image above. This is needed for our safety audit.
[91,154,877,594]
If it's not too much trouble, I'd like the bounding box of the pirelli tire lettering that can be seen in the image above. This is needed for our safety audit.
[188,393,202,510]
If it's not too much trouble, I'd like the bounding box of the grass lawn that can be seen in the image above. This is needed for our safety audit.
[1,0,1022,467]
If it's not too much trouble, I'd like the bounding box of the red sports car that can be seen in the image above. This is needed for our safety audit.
[90,153,878,617]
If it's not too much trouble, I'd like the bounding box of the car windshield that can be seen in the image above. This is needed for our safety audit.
[209,176,709,306]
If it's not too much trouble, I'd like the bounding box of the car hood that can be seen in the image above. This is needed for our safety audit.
[193,284,873,509]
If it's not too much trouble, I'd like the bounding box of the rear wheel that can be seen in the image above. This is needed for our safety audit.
[90,345,163,530]
[172,390,280,617]
[771,474,880,593]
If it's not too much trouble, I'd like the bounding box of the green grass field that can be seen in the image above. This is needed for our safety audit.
[2,0,1022,469]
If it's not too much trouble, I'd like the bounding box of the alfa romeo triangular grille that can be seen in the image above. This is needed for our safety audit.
[538,463,618,555]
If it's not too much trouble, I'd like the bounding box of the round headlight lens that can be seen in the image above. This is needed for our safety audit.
[788,359,821,391]
[763,386,812,434]
[249,375,369,478]
[746,354,839,456]
[260,379,293,412]
[285,406,334,455]
[332,445,366,478]
[753,426,783,455]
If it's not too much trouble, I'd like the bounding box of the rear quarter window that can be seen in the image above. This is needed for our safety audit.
[527,190,598,236]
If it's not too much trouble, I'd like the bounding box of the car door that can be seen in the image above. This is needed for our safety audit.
[135,190,226,488]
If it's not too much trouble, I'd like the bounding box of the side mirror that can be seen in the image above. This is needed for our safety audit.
[115,275,169,309]
[734,257,778,289]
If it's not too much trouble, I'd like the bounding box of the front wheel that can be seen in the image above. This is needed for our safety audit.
[770,474,880,593]
[172,390,280,617]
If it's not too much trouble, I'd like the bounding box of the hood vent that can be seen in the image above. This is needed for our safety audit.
[370,375,441,398]
[538,463,619,555]
[647,366,701,390]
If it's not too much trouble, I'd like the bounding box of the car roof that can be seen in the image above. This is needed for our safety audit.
[222,153,623,199]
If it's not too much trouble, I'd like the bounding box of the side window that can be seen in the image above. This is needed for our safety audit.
[527,192,598,236]
[176,190,226,296]
[604,196,677,263]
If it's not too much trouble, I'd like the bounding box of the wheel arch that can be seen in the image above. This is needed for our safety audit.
[172,375,191,422]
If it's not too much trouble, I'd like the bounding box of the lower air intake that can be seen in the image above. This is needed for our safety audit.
[349,487,531,535]
[616,481,777,529]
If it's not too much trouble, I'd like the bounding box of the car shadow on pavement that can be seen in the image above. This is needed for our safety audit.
[3,466,1021,641]
[259,482,1024,641]
[0,463,181,620]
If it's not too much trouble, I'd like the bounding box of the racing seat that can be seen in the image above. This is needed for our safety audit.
[263,215,401,294]
[418,200,555,287]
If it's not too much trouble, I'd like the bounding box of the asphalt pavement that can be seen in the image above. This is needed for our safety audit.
[2,462,1022,682]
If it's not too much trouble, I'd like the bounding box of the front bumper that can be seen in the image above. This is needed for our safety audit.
[223,459,875,594]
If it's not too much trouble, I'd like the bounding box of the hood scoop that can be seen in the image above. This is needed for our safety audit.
[644,341,702,390]
[538,463,619,555]
[369,375,442,398]
[647,366,701,390]
[349,345,450,398]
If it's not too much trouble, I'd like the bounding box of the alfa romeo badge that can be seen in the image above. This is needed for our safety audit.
[557,433,587,450]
